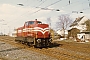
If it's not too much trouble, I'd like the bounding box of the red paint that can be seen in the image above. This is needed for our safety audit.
[16,19,50,39]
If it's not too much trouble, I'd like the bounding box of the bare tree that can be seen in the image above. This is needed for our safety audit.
[46,17,51,28]
[56,14,72,38]
[57,14,72,30]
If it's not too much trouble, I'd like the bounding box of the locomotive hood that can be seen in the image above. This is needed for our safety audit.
[34,24,49,34]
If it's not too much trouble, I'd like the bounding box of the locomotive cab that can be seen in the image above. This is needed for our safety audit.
[24,19,42,26]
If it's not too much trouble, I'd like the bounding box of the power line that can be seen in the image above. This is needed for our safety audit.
[62,0,86,9]
[45,0,62,7]
[14,0,62,25]
[7,0,47,25]
[62,0,89,13]
[29,0,62,15]
[7,0,90,26]
[36,0,47,7]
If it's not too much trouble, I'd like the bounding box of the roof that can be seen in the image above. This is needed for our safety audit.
[70,16,85,27]
[78,31,90,34]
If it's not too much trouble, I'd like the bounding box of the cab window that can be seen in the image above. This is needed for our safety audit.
[29,21,34,24]
[29,21,34,25]
[25,22,28,26]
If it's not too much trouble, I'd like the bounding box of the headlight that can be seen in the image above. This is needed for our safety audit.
[37,39,41,43]
[49,39,52,42]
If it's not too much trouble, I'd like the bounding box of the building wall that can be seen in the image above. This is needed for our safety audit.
[56,29,68,36]
[77,33,90,40]
[12,29,17,37]
[85,34,90,39]
[70,16,88,32]
[70,24,87,32]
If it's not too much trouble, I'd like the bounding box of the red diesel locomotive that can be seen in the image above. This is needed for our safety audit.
[15,19,52,47]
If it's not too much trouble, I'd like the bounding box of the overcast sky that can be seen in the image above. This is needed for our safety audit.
[0,0,90,35]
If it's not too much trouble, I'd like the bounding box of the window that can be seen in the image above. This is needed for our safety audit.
[25,22,28,26]
[29,21,34,24]
[28,21,42,25]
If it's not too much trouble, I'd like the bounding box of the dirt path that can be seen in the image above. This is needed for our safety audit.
[0,36,90,60]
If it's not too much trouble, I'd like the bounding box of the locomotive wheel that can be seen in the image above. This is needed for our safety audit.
[34,39,51,48]
[34,39,41,48]
[34,41,39,48]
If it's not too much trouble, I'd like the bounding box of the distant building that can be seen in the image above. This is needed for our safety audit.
[0,32,3,36]
[77,31,90,41]
[56,29,68,38]
[70,16,88,32]
[12,29,17,37]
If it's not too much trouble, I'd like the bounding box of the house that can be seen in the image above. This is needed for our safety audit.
[70,16,88,32]
[12,29,17,37]
[56,29,68,38]
[77,31,90,42]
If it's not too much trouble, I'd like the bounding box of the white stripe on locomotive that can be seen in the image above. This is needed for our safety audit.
[18,30,22,33]
[22,27,49,34]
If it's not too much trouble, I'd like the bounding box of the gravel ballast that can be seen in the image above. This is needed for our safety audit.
[0,41,57,60]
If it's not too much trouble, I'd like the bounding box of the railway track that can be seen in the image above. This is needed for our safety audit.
[0,36,90,60]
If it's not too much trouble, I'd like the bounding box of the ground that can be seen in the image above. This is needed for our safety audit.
[0,36,90,60]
